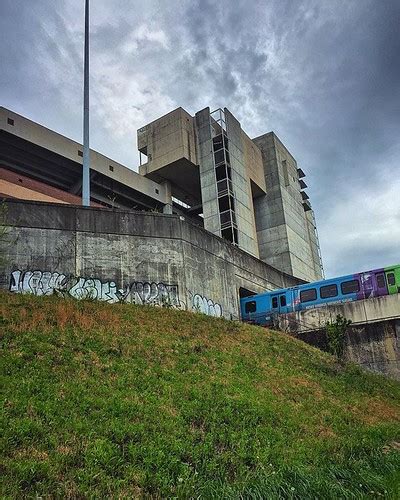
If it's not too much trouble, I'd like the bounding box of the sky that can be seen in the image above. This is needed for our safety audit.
[1,0,399,278]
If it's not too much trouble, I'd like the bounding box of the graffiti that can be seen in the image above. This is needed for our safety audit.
[10,270,67,296]
[9,270,184,309]
[69,278,120,302]
[192,294,222,317]
[123,281,182,308]
[9,270,223,316]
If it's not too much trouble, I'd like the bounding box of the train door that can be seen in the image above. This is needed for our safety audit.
[271,292,287,314]
[375,271,388,297]
[385,270,398,295]
[360,272,374,299]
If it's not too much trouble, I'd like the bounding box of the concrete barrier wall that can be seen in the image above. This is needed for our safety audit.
[277,296,400,380]
[1,200,302,319]
[277,294,400,333]
[295,320,400,380]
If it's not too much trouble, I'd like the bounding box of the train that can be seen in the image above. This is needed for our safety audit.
[240,264,400,326]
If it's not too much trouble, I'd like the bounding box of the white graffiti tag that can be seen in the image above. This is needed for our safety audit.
[192,294,222,317]
[69,278,120,303]
[124,281,182,308]
[10,270,67,296]
[9,270,223,316]
[9,269,185,309]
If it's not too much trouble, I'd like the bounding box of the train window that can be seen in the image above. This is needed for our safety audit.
[300,288,317,303]
[320,284,338,299]
[280,295,287,306]
[272,297,278,308]
[387,273,395,286]
[376,274,386,288]
[245,301,256,313]
[341,279,360,294]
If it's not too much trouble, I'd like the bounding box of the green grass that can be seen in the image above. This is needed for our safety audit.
[1,291,399,498]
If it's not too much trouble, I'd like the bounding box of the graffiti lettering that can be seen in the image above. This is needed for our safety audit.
[10,270,67,296]
[10,270,184,309]
[192,294,222,317]
[69,278,120,302]
[10,270,223,316]
[123,281,181,308]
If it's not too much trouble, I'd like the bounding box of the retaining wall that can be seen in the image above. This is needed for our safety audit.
[296,320,400,380]
[1,200,301,319]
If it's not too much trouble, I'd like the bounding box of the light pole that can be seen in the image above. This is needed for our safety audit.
[82,0,90,206]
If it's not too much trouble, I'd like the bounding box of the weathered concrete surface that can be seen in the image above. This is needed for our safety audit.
[253,132,323,282]
[1,200,302,320]
[296,320,400,380]
[276,295,400,380]
[137,107,201,206]
[277,294,400,334]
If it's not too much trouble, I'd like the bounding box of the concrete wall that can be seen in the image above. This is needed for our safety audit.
[1,200,302,320]
[195,108,220,236]
[138,107,196,176]
[345,320,400,380]
[296,320,400,380]
[137,107,201,206]
[242,130,266,195]
[305,210,324,280]
[276,295,400,380]
[277,294,400,334]
[224,110,259,258]
[253,132,323,282]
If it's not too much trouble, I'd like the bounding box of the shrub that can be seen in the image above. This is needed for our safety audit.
[325,314,352,358]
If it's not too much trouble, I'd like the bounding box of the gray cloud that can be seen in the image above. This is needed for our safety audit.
[1,0,399,277]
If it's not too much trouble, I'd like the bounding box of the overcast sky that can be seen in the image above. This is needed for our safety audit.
[1,0,399,278]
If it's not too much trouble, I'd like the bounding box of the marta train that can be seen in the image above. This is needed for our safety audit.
[240,264,400,326]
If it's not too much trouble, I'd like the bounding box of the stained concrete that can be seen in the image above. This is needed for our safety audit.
[277,295,400,380]
[296,320,400,380]
[277,294,400,333]
[253,132,323,282]
[1,200,302,319]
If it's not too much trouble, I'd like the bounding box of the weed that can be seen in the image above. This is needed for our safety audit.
[325,314,352,358]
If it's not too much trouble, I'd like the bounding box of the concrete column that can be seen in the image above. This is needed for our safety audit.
[162,180,173,214]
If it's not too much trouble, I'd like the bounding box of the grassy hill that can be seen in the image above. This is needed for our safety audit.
[1,292,399,498]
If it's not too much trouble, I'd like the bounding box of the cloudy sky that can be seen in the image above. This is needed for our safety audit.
[1,0,399,278]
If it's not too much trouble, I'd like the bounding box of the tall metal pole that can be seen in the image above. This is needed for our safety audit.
[82,0,90,206]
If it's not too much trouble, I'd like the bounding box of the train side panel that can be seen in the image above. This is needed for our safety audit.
[295,274,357,311]
[240,293,273,325]
[385,264,400,295]
[357,268,388,299]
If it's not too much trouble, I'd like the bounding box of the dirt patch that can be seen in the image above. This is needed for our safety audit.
[288,376,324,399]
[356,398,400,425]
[382,441,400,454]
[14,448,49,460]
[316,426,337,439]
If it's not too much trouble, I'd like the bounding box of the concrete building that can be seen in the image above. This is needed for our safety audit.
[0,107,171,212]
[138,107,323,281]
[1,104,323,283]
[252,132,323,281]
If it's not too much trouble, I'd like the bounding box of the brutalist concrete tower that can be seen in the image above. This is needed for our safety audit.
[252,132,323,281]
[138,106,323,282]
